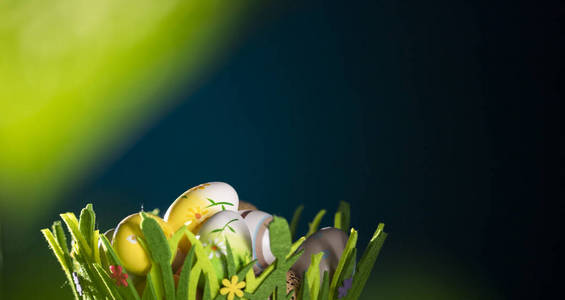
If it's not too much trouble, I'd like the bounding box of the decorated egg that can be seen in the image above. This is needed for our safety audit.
[197,210,252,277]
[164,182,239,234]
[112,213,172,276]
[291,227,349,280]
[239,209,275,273]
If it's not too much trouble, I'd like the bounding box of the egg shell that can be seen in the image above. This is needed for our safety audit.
[198,210,252,278]
[164,182,239,234]
[238,200,258,211]
[112,213,172,276]
[240,209,275,273]
[290,227,349,280]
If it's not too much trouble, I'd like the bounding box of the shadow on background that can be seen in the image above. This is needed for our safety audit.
[1,0,561,299]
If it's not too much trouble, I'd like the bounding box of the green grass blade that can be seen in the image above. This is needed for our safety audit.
[175,247,194,300]
[79,204,96,257]
[236,260,255,280]
[345,224,387,300]
[305,252,324,300]
[140,213,175,300]
[334,202,350,231]
[300,275,311,300]
[187,264,202,300]
[52,221,73,268]
[290,204,304,240]
[269,216,292,258]
[93,263,122,300]
[61,212,92,258]
[318,271,330,300]
[41,228,79,298]
[329,228,358,299]
[143,273,158,300]
[286,236,305,260]
[224,239,237,276]
[99,235,141,300]
[202,276,212,300]
[180,228,219,298]
[306,210,326,238]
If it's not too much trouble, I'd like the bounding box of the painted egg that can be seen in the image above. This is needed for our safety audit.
[164,182,239,234]
[291,227,349,280]
[112,213,172,276]
[197,210,252,278]
[239,210,275,273]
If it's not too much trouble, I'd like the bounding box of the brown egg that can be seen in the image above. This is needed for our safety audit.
[286,269,301,300]
[290,227,348,280]
[239,201,258,210]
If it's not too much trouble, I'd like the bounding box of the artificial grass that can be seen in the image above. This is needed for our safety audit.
[42,202,386,299]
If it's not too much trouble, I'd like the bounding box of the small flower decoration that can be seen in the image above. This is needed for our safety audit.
[338,276,353,298]
[220,275,246,300]
[109,265,128,287]
[203,237,227,259]
[185,206,210,225]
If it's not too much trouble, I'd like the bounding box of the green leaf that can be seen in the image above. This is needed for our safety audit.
[224,239,237,277]
[236,260,255,281]
[268,216,292,258]
[143,273,158,300]
[329,228,358,299]
[93,263,122,300]
[140,212,175,300]
[305,252,324,300]
[299,275,311,300]
[306,210,326,238]
[290,204,304,240]
[188,264,202,300]
[175,247,195,300]
[51,221,73,269]
[334,202,350,231]
[79,203,96,258]
[41,228,79,299]
[61,212,92,258]
[99,235,141,300]
[202,276,212,300]
[286,236,306,260]
[345,224,387,300]
[180,228,219,298]
[318,271,330,300]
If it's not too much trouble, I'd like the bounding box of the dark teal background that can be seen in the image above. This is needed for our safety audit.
[3,0,561,298]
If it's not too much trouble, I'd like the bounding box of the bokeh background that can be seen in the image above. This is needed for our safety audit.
[1,0,561,299]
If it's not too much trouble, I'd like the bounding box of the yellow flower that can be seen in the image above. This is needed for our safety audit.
[220,275,245,300]
[186,206,209,223]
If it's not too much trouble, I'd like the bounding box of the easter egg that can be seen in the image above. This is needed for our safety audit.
[239,209,275,273]
[164,182,239,234]
[112,213,172,276]
[238,200,258,211]
[291,227,349,280]
[197,210,252,277]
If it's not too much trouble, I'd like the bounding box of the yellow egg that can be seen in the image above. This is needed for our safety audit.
[112,213,172,276]
[164,182,239,233]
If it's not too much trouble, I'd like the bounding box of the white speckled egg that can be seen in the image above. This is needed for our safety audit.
[164,182,239,251]
[239,210,276,273]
